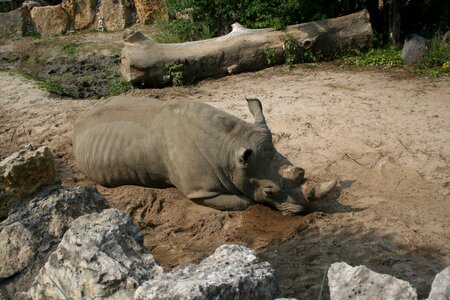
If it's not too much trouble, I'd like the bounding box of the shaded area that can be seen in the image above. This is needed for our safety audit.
[259,221,445,299]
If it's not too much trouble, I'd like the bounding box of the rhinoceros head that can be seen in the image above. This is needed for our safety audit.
[231,98,309,214]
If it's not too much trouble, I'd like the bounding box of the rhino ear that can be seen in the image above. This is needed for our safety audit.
[236,147,253,167]
[245,97,267,128]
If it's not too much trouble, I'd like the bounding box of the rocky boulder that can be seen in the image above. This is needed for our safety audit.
[135,244,279,299]
[0,9,23,39]
[328,262,418,300]
[62,0,97,30]
[0,187,109,297]
[28,208,278,299]
[0,145,57,220]
[30,4,70,36]
[98,0,136,31]
[134,0,167,24]
[427,267,450,300]
[29,208,163,299]
[401,33,429,65]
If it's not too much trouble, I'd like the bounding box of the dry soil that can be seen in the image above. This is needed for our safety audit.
[0,54,449,298]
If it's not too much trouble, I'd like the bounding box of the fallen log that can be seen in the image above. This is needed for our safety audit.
[121,9,373,87]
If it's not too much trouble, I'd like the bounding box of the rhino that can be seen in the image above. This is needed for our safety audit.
[74,96,335,214]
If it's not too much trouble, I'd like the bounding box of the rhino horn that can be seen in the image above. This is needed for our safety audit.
[245,97,268,128]
[281,166,305,186]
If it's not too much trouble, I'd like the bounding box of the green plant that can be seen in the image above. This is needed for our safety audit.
[60,42,79,55]
[264,46,279,65]
[302,49,317,63]
[284,34,299,68]
[343,48,403,68]
[26,55,50,64]
[415,33,450,76]
[155,17,212,43]
[108,79,132,96]
[164,63,186,86]
[38,78,66,95]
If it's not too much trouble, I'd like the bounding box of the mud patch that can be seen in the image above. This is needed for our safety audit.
[100,185,316,270]
[0,51,122,98]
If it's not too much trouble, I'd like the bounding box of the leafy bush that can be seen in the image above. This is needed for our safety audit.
[284,34,300,68]
[264,46,279,66]
[154,17,212,43]
[164,63,186,86]
[415,34,450,76]
[343,48,403,67]
[164,0,332,37]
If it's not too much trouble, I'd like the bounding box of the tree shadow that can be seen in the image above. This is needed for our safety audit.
[258,221,445,299]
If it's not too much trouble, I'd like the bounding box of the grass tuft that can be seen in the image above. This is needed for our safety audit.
[108,79,132,96]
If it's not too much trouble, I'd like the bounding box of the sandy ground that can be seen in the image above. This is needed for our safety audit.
[0,65,449,298]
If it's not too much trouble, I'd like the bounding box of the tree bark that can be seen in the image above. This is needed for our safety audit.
[121,9,373,87]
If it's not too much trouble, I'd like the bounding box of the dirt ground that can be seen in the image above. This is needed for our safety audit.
[1,41,449,298]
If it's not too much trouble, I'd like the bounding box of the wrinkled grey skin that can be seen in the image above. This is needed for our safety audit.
[74,97,311,213]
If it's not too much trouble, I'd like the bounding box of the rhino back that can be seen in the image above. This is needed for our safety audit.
[74,97,244,196]
[74,97,172,187]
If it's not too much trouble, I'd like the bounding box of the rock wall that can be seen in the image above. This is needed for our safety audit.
[0,9,23,39]
[134,0,167,24]
[30,4,70,35]
[0,0,167,38]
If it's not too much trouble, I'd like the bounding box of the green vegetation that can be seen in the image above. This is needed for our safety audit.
[108,79,132,96]
[341,32,449,77]
[164,63,186,86]
[264,46,279,66]
[38,78,68,96]
[155,17,212,43]
[166,0,330,35]
[415,34,450,76]
[284,34,299,68]
[26,55,50,64]
[60,42,79,55]
[302,49,317,63]
[343,48,403,68]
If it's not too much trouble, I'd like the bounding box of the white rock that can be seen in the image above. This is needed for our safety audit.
[427,267,450,300]
[328,262,418,300]
[28,209,162,300]
[135,244,279,300]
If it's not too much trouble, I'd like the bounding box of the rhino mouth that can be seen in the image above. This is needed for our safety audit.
[276,202,305,214]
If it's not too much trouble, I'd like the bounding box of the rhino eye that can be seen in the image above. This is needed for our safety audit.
[264,187,275,197]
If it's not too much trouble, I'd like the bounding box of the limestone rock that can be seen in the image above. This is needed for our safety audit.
[135,244,279,300]
[134,0,167,24]
[98,0,136,31]
[427,267,450,300]
[328,262,418,300]
[401,33,429,65]
[0,9,23,39]
[61,0,97,30]
[0,145,57,197]
[0,222,34,279]
[0,145,57,220]
[0,187,108,297]
[30,4,70,35]
[28,209,162,300]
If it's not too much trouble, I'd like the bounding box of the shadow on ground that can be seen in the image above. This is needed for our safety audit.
[258,221,445,299]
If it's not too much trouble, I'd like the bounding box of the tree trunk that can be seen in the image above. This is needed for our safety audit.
[121,9,373,87]
[389,0,401,48]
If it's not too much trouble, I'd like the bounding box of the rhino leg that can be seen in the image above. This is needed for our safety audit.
[192,194,255,211]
